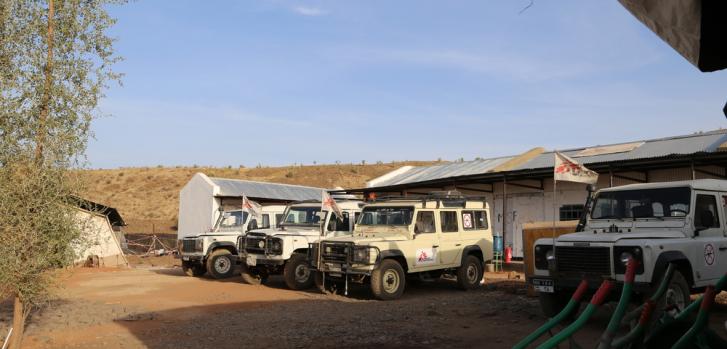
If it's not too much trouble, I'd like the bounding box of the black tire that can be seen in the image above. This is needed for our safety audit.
[206,249,236,279]
[370,259,406,300]
[240,263,266,285]
[657,270,691,315]
[182,261,206,277]
[457,255,483,290]
[539,291,570,318]
[284,253,314,290]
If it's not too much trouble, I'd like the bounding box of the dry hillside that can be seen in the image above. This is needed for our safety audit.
[80,161,437,234]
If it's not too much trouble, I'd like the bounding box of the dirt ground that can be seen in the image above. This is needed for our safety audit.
[1,264,726,349]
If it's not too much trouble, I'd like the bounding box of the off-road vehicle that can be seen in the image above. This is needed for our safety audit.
[310,192,493,300]
[178,205,285,279]
[532,179,727,316]
[238,200,364,289]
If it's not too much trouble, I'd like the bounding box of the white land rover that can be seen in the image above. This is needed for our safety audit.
[238,200,364,289]
[532,179,727,316]
[178,205,286,279]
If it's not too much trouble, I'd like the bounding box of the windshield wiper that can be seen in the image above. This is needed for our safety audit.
[595,215,624,221]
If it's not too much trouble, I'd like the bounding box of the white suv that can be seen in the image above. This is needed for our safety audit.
[532,179,727,316]
[238,200,364,289]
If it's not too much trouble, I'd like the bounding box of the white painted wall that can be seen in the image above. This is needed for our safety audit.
[178,173,220,239]
[74,210,128,267]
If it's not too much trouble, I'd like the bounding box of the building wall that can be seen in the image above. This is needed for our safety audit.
[74,211,128,267]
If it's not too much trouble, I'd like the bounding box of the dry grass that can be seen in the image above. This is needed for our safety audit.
[79,161,438,234]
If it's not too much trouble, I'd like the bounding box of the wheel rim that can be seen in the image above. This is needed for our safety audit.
[666,285,687,310]
[295,264,310,283]
[215,256,231,274]
[466,263,478,284]
[382,269,400,294]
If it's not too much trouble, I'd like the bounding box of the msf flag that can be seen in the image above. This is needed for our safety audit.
[242,194,262,220]
[554,152,599,185]
[321,191,344,221]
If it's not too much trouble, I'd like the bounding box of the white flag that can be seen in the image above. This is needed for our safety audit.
[554,152,599,184]
[321,191,344,221]
[242,194,263,220]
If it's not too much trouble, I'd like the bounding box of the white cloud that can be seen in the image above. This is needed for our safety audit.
[292,6,328,16]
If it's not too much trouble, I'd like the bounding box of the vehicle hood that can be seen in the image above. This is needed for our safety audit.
[554,230,688,243]
[247,227,319,237]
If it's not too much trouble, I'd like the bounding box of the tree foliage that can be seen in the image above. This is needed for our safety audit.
[0,0,123,346]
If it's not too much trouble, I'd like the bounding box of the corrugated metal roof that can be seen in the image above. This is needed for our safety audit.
[210,178,324,201]
[367,129,727,188]
[512,130,727,171]
[366,156,514,187]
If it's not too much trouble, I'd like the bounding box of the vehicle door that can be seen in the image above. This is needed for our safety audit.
[438,210,463,267]
[410,210,441,272]
[692,191,725,284]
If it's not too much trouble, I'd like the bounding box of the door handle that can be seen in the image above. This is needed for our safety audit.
[455,244,461,247]
[432,245,439,248]
[719,246,727,251]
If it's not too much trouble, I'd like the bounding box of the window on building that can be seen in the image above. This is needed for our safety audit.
[440,211,458,232]
[559,204,584,221]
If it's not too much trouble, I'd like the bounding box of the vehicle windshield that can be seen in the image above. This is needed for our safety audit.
[282,206,327,226]
[358,206,414,226]
[218,211,248,228]
[591,187,691,220]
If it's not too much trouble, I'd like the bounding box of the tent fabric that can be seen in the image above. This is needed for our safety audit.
[74,209,128,267]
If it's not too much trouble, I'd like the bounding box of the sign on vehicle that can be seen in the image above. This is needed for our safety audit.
[532,278,554,293]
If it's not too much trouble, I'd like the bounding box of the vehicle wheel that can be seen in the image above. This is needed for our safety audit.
[240,263,267,285]
[284,253,314,290]
[539,291,570,318]
[658,270,691,315]
[370,259,406,300]
[206,249,236,279]
[182,261,206,277]
[457,255,483,290]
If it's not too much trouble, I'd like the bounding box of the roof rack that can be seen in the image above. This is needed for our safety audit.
[371,191,489,208]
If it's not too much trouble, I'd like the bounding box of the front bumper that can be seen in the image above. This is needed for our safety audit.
[178,253,204,262]
[313,242,379,276]
[530,275,653,295]
[243,253,285,267]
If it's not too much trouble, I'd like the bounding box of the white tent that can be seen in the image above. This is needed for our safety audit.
[73,200,128,267]
[178,173,327,239]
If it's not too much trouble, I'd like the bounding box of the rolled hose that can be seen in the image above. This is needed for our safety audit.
[512,280,589,349]
[671,286,717,349]
[536,280,614,349]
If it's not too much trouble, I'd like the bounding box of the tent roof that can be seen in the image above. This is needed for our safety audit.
[72,197,126,227]
[208,177,324,202]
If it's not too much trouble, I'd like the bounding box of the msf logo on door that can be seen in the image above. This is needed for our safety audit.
[416,248,437,265]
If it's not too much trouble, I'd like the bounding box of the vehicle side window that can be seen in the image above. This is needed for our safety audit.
[440,211,458,233]
[328,212,351,232]
[275,214,284,227]
[462,211,475,230]
[414,211,435,234]
[695,194,720,228]
[261,214,270,229]
[474,210,489,229]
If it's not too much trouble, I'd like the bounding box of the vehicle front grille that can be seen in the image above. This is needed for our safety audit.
[245,235,266,254]
[321,242,352,264]
[556,246,611,275]
[182,239,197,253]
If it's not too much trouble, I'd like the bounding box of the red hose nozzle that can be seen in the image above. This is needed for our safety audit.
[590,280,614,306]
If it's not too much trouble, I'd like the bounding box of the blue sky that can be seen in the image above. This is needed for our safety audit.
[88,0,727,168]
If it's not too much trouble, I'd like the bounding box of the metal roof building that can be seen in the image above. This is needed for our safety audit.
[351,129,727,258]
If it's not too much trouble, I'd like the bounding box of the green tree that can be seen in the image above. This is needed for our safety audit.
[0,1,123,347]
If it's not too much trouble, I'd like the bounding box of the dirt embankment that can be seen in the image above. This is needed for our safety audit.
[80,162,437,234]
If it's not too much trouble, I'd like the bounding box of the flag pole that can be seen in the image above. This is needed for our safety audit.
[553,170,557,246]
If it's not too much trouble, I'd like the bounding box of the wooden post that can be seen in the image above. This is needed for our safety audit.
[9,297,24,349]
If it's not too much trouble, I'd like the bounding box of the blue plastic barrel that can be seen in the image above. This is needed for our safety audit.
[493,235,504,252]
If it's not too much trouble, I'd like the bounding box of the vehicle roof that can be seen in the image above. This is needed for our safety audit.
[290,200,364,210]
[365,199,487,208]
[599,179,727,193]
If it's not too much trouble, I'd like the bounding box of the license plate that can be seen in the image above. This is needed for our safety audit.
[246,255,257,266]
[182,256,190,261]
[532,278,554,293]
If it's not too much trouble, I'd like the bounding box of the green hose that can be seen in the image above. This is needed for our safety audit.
[512,280,589,349]
[671,286,716,349]
[597,258,638,349]
[675,272,726,322]
[536,280,614,349]
[622,263,675,324]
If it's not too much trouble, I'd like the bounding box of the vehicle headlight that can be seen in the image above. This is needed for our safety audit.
[325,246,332,254]
[352,246,377,264]
[613,246,644,275]
[195,238,204,251]
[534,244,553,270]
[258,240,265,249]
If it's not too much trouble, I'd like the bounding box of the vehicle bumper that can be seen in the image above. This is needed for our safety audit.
[244,254,285,267]
[178,253,204,262]
[529,275,653,295]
